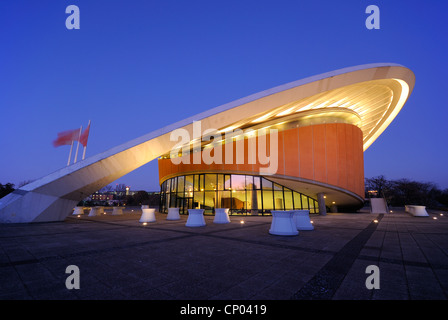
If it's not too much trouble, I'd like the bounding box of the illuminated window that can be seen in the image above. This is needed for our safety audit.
[232,191,246,211]
[193,175,199,191]
[245,176,254,190]
[177,176,185,193]
[231,175,245,190]
[217,175,224,190]
[204,191,215,212]
[205,174,216,191]
[224,174,231,190]
[185,175,194,192]
[159,174,318,215]
[293,192,302,209]
[284,190,293,210]
[170,177,177,192]
[261,178,273,190]
[302,195,309,209]
[253,176,261,189]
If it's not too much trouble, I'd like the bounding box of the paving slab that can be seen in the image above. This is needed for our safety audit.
[0,209,447,302]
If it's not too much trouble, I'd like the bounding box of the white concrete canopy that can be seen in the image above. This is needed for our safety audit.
[0,63,415,223]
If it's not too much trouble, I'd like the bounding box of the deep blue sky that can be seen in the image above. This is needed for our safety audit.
[1,0,447,191]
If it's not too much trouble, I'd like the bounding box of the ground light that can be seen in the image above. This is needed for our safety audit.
[373,219,379,223]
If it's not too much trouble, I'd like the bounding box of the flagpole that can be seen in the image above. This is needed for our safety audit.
[74,125,82,164]
[82,120,91,160]
[67,140,74,166]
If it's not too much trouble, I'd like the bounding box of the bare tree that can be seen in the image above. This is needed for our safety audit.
[365,175,392,197]
[115,184,127,192]
[99,184,114,193]
[18,180,35,188]
[0,183,15,199]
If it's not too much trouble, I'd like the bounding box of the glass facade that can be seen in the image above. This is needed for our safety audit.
[159,173,318,215]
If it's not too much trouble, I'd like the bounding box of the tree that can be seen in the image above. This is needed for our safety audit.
[365,175,393,200]
[366,175,391,196]
[436,189,448,207]
[132,191,150,205]
[123,191,155,206]
[0,183,15,199]
[99,184,114,193]
[364,175,448,209]
[115,184,127,192]
[18,180,34,188]
[390,179,439,207]
[365,176,445,208]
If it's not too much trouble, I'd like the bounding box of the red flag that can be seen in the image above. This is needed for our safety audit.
[52,129,79,147]
[79,122,90,147]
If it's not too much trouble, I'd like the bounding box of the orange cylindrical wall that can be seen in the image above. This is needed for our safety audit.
[158,123,364,199]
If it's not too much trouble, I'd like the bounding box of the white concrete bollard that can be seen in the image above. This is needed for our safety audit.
[186,209,206,227]
[407,205,429,217]
[166,207,180,220]
[292,210,314,230]
[213,208,231,224]
[73,206,84,215]
[140,207,156,223]
[88,206,103,217]
[112,207,123,215]
[269,211,298,236]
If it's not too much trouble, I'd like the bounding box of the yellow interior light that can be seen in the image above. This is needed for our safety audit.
[276,107,295,117]
[252,112,275,123]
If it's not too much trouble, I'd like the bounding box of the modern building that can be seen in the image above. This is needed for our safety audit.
[91,192,114,202]
[0,63,415,223]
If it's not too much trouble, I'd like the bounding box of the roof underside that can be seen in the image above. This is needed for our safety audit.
[213,78,410,152]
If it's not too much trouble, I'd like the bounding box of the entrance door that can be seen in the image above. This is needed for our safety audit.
[177,197,193,214]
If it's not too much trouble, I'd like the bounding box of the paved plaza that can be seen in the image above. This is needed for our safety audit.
[0,207,447,301]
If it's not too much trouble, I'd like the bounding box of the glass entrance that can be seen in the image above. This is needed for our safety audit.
[160,173,320,214]
[177,196,193,214]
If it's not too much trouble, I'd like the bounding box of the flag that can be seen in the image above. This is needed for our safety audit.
[52,129,79,147]
[79,121,90,147]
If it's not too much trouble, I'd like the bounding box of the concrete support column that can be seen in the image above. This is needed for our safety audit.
[251,185,259,216]
[317,193,327,216]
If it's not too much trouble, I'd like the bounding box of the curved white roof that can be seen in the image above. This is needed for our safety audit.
[0,63,415,222]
